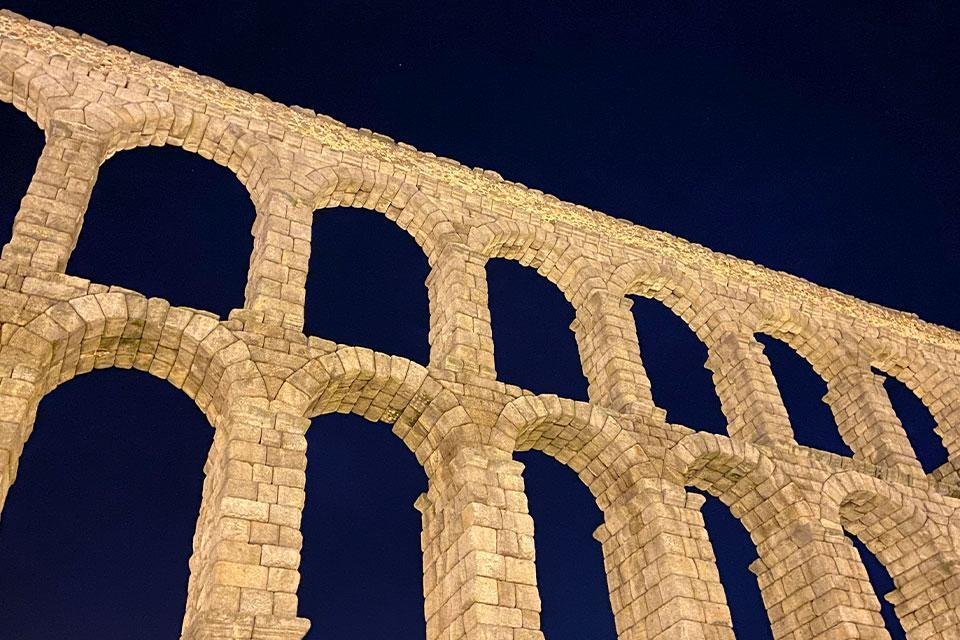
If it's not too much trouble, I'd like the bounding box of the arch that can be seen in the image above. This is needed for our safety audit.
[753,305,943,472]
[608,260,795,440]
[516,449,618,639]
[663,431,781,512]
[305,165,459,260]
[467,220,608,307]
[664,432,890,639]
[609,258,746,343]
[872,365,949,473]
[753,331,856,456]
[274,346,474,473]
[493,394,658,510]
[245,161,462,328]
[70,143,256,316]
[822,472,960,635]
[868,344,960,470]
[0,366,214,638]
[694,489,773,638]
[299,410,428,638]
[304,206,430,363]
[628,294,727,433]
[486,256,589,399]
[3,291,264,423]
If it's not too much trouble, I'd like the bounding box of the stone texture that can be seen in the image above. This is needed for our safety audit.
[0,9,958,640]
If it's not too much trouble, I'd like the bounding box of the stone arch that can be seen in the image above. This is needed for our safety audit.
[868,342,960,470]
[0,290,264,546]
[753,306,926,471]
[242,161,460,329]
[664,431,891,639]
[493,394,657,509]
[606,259,792,439]
[466,220,608,307]
[305,165,460,260]
[663,431,781,515]
[822,472,960,636]
[4,291,264,422]
[610,259,746,344]
[275,346,475,473]
[471,222,635,407]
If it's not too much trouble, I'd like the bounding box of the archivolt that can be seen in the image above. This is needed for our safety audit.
[303,164,460,259]
[275,346,475,473]
[2,291,263,424]
[610,259,745,343]
[466,220,610,307]
[663,430,816,547]
[493,394,658,509]
[821,471,960,631]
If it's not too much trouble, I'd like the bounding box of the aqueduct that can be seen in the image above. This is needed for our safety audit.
[0,10,958,639]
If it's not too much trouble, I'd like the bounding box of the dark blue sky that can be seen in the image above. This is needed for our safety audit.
[0,2,955,638]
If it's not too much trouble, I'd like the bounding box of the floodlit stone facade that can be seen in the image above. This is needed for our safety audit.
[0,10,958,639]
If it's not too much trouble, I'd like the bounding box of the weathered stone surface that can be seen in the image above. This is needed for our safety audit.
[0,9,958,640]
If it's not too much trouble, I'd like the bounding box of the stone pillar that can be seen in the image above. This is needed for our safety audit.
[594,479,734,640]
[822,361,923,476]
[427,242,496,377]
[1,119,107,272]
[181,400,310,640]
[883,565,960,638]
[244,189,313,331]
[751,522,889,639]
[572,292,663,419]
[704,332,795,445]
[416,445,544,640]
[0,364,42,518]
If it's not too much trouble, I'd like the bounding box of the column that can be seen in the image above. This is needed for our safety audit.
[704,332,795,445]
[427,242,496,377]
[750,522,889,639]
[181,400,310,640]
[823,361,923,476]
[594,479,734,640]
[572,292,663,419]
[0,364,42,518]
[416,445,544,640]
[1,119,107,272]
[244,189,313,331]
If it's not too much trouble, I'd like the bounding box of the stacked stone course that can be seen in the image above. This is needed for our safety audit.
[0,10,958,639]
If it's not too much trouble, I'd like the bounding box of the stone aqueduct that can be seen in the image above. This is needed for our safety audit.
[0,10,957,640]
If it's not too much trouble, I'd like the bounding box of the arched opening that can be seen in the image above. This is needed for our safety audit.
[846,533,907,639]
[299,411,427,638]
[304,208,429,364]
[70,145,255,317]
[487,258,587,400]
[872,366,948,474]
[693,489,773,638]
[755,333,854,456]
[629,295,726,433]
[0,368,212,639]
[515,450,616,640]
[0,104,44,247]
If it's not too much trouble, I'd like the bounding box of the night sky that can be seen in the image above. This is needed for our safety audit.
[0,2,957,638]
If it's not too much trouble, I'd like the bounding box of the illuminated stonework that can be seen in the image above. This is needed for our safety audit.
[0,10,958,639]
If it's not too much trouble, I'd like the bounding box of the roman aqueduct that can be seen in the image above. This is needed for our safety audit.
[0,10,958,639]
